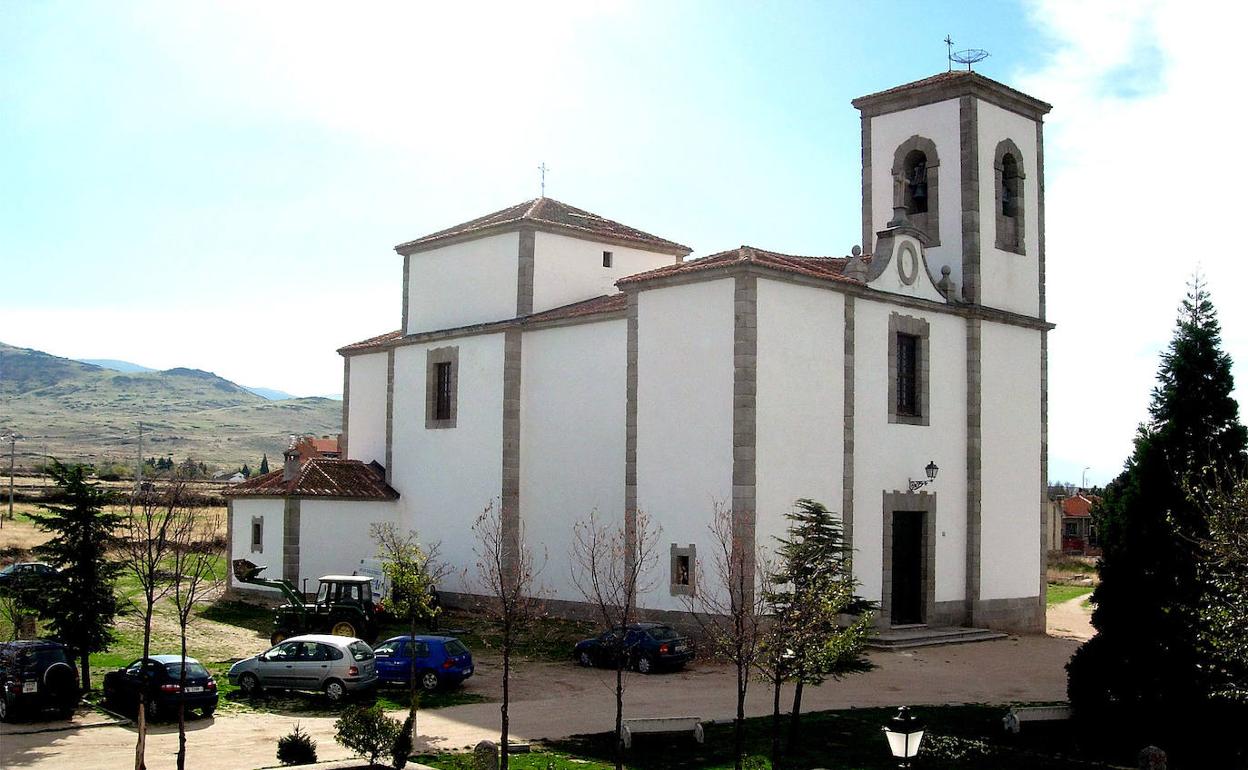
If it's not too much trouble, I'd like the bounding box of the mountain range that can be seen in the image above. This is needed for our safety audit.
[1,342,343,469]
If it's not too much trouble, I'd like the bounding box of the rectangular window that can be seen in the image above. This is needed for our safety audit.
[669,544,696,596]
[425,346,459,429]
[1063,521,1079,537]
[435,361,452,421]
[896,333,919,416]
[251,517,263,552]
[602,251,613,268]
[888,313,929,426]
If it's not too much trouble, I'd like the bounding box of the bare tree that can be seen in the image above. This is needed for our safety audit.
[682,502,772,770]
[469,500,547,770]
[168,505,223,770]
[371,523,445,748]
[570,508,661,770]
[117,484,180,770]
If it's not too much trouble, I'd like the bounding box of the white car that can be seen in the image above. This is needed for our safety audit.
[228,634,377,702]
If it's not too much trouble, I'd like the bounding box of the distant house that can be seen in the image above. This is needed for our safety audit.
[292,435,341,462]
[1057,492,1100,555]
[214,470,247,484]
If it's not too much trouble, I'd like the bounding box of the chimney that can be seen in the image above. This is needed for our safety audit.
[283,448,300,482]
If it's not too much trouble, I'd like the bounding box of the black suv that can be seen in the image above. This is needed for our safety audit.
[0,640,80,721]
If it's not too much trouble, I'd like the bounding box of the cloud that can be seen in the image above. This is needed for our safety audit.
[1019,0,1248,484]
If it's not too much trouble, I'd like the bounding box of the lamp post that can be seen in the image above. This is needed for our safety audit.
[882,706,925,767]
[908,460,939,492]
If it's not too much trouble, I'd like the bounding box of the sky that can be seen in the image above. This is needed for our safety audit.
[1,0,1244,486]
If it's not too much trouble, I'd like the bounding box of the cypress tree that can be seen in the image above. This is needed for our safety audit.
[30,460,124,691]
[1067,277,1247,756]
[259,454,269,475]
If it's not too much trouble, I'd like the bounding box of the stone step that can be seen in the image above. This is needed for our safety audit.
[867,625,1008,650]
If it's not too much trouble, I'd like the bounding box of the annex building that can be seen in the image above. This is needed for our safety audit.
[226,70,1053,633]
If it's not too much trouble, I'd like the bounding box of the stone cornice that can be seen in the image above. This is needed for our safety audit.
[853,72,1052,122]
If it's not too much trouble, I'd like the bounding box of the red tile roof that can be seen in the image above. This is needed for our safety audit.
[395,197,691,256]
[338,330,402,355]
[524,293,628,324]
[223,458,398,500]
[616,246,859,287]
[1062,494,1100,518]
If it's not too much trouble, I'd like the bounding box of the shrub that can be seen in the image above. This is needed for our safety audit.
[391,714,414,769]
[276,722,317,766]
[334,704,401,768]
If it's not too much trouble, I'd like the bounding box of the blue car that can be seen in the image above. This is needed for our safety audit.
[372,635,473,691]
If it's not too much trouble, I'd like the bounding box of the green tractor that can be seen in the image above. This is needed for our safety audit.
[232,559,381,646]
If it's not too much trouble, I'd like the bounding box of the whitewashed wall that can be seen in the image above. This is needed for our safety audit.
[229,498,286,595]
[299,499,402,588]
[519,319,627,604]
[869,99,963,289]
[978,322,1042,601]
[406,233,519,334]
[635,278,735,612]
[532,232,677,315]
[755,279,843,569]
[389,333,506,595]
[977,101,1040,317]
[850,299,968,604]
[346,351,389,466]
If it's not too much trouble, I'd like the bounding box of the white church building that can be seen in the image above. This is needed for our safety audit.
[227,70,1053,633]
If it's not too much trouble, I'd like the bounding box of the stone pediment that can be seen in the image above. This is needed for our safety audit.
[845,224,952,303]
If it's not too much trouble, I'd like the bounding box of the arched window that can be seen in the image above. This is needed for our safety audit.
[891,136,940,245]
[994,139,1026,254]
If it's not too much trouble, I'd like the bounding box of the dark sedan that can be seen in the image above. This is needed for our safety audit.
[574,623,694,674]
[102,655,218,720]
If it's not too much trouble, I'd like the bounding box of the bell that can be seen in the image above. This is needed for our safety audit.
[912,181,926,200]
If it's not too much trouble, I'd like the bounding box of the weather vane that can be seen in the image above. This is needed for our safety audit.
[945,35,990,72]
[538,162,549,197]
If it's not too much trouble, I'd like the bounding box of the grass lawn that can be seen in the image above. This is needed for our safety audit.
[417,705,1124,770]
[1045,582,1094,606]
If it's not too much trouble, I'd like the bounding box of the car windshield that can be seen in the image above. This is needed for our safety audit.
[347,641,374,661]
[444,640,468,657]
[20,647,68,674]
[646,626,681,642]
[165,661,210,679]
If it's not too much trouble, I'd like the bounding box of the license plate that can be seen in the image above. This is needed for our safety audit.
[22,681,37,693]
[185,686,204,693]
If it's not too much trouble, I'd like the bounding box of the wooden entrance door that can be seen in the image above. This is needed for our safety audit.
[891,510,924,625]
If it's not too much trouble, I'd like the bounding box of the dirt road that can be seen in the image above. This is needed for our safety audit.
[2,633,1080,770]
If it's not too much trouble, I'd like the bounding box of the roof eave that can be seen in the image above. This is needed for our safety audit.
[852,72,1052,120]
[395,219,691,258]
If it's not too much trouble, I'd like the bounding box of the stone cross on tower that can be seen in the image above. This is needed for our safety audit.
[538,162,549,197]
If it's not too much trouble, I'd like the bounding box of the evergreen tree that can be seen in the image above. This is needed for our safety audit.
[1068,277,1247,757]
[30,460,124,690]
[241,463,251,478]
[259,454,269,475]
[762,499,874,763]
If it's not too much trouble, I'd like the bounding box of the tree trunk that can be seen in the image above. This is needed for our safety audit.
[770,667,782,768]
[176,627,188,770]
[408,619,418,744]
[788,678,805,757]
[734,659,747,770]
[500,633,510,770]
[614,661,625,770]
[136,605,153,770]
[79,650,91,693]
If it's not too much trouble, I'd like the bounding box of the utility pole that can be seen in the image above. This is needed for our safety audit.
[3,432,18,528]
[136,421,144,493]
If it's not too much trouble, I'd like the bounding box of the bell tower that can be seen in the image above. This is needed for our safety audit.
[852,71,1051,319]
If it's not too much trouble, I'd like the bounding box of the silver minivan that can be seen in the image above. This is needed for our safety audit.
[228,634,377,702]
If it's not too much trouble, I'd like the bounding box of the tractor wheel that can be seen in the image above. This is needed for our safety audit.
[329,618,359,638]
